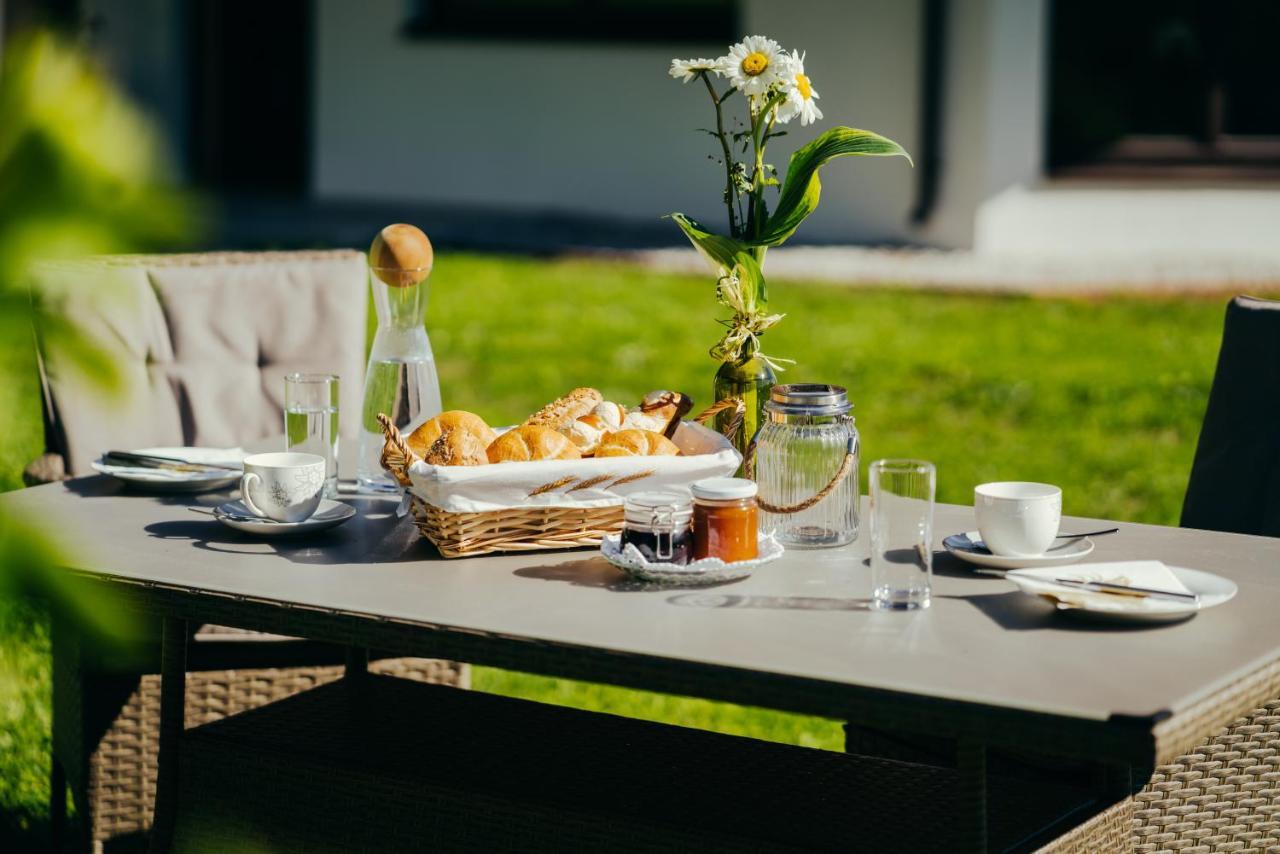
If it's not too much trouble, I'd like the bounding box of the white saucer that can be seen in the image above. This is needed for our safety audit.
[93,447,244,493]
[213,499,356,536]
[1006,565,1237,623]
[943,531,1093,569]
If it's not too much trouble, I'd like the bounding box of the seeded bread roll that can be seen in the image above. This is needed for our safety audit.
[422,427,488,466]
[595,429,681,458]
[523,387,603,432]
[487,425,582,463]
[407,411,497,460]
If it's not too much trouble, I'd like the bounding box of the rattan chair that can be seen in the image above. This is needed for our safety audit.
[30,251,468,853]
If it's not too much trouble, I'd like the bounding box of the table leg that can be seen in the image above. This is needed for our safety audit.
[956,737,988,853]
[344,646,369,679]
[149,618,187,854]
[49,755,66,852]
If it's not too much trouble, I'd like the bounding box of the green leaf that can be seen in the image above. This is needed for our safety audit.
[667,213,767,306]
[668,213,743,274]
[753,127,912,247]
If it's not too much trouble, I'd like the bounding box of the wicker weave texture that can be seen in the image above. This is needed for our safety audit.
[1035,798,1135,853]
[171,674,1096,853]
[87,659,466,847]
[1134,699,1280,853]
[410,498,623,558]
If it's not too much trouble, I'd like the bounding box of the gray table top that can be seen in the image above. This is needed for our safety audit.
[7,441,1280,743]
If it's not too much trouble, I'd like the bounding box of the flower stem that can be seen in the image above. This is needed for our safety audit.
[702,71,739,238]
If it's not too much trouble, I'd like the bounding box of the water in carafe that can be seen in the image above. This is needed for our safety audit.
[356,352,441,491]
[357,226,443,492]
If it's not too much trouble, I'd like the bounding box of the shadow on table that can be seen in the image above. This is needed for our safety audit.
[937,591,1185,632]
[142,496,435,565]
[666,592,873,611]
[514,558,672,592]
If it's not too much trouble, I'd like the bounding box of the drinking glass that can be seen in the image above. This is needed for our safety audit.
[869,459,936,611]
[285,373,339,498]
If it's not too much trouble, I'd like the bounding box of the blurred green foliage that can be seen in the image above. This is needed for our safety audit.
[0,31,191,840]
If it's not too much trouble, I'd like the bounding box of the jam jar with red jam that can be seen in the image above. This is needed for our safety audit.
[620,491,694,565]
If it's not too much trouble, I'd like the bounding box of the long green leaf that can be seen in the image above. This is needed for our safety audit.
[668,213,767,306]
[668,213,742,273]
[753,127,912,247]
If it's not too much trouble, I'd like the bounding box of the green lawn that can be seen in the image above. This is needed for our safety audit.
[0,252,1249,844]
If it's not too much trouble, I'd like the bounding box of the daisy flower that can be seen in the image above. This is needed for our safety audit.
[718,35,787,98]
[668,57,721,83]
[776,51,823,126]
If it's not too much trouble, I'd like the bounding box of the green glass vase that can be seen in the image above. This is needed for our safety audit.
[714,354,776,465]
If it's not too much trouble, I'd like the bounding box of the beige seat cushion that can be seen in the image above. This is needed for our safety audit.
[33,250,367,476]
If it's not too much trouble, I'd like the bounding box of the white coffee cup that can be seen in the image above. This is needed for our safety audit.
[239,452,326,522]
[974,482,1062,557]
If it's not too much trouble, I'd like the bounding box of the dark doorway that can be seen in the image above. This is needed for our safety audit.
[188,0,312,195]
[1049,0,1280,180]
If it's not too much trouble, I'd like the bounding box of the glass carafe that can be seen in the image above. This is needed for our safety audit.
[356,264,443,492]
[753,384,860,548]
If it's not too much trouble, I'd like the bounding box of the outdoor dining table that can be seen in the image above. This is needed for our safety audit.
[6,438,1280,852]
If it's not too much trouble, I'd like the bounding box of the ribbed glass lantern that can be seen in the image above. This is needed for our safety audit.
[754,384,860,548]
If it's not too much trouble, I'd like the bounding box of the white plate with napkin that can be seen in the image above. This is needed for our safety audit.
[92,447,246,493]
[1006,561,1237,623]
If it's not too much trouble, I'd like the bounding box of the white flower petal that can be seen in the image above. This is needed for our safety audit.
[720,35,788,97]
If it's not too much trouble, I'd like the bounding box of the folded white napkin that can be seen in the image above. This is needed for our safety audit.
[96,447,247,478]
[1008,561,1193,613]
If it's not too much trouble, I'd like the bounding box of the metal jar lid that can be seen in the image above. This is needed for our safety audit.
[623,491,693,530]
[764,383,852,417]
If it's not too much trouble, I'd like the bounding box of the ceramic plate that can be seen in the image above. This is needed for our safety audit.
[601,534,783,586]
[1006,565,1237,623]
[213,499,356,536]
[943,531,1093,570]
[93,447,244,493]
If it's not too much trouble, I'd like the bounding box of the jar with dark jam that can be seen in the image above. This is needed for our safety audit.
[620,492,694,565]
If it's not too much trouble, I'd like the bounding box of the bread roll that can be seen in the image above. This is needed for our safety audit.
[423,427,488,466]
[487,425,582,463]
[566,401,627,454]
[595,429,681,458]
[523,387,603,431]
[407,411,497,460]
[623,390,694,439]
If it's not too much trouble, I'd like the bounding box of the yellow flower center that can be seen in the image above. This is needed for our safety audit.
[795,73,813,100]
[742,52,769,76]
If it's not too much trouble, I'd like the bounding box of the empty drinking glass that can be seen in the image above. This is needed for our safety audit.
[869,459,936,611]
[285,373,339,498]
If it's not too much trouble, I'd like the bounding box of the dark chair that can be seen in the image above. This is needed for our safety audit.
[1181,295,1280,537]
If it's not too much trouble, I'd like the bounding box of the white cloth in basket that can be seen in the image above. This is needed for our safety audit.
[404,421,741,513]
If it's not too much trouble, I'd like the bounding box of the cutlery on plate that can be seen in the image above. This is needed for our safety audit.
[103,451,240,473]
[1050,577,1199,603]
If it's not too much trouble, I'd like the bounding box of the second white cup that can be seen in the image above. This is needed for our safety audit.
[974,481,1062,557]
[239,452,326,523]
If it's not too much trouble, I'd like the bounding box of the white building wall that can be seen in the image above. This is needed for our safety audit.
[312,0,922,244]
[918,0,1047,248]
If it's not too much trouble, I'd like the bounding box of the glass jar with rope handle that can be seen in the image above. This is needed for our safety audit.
[753,384,860,547]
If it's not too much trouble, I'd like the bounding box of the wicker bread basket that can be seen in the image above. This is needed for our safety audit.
[378,402,744,558]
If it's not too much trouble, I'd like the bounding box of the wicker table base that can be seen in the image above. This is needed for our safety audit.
[170,674,1099,854]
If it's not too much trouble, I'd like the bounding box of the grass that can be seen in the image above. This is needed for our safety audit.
[0,251,1249,843]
